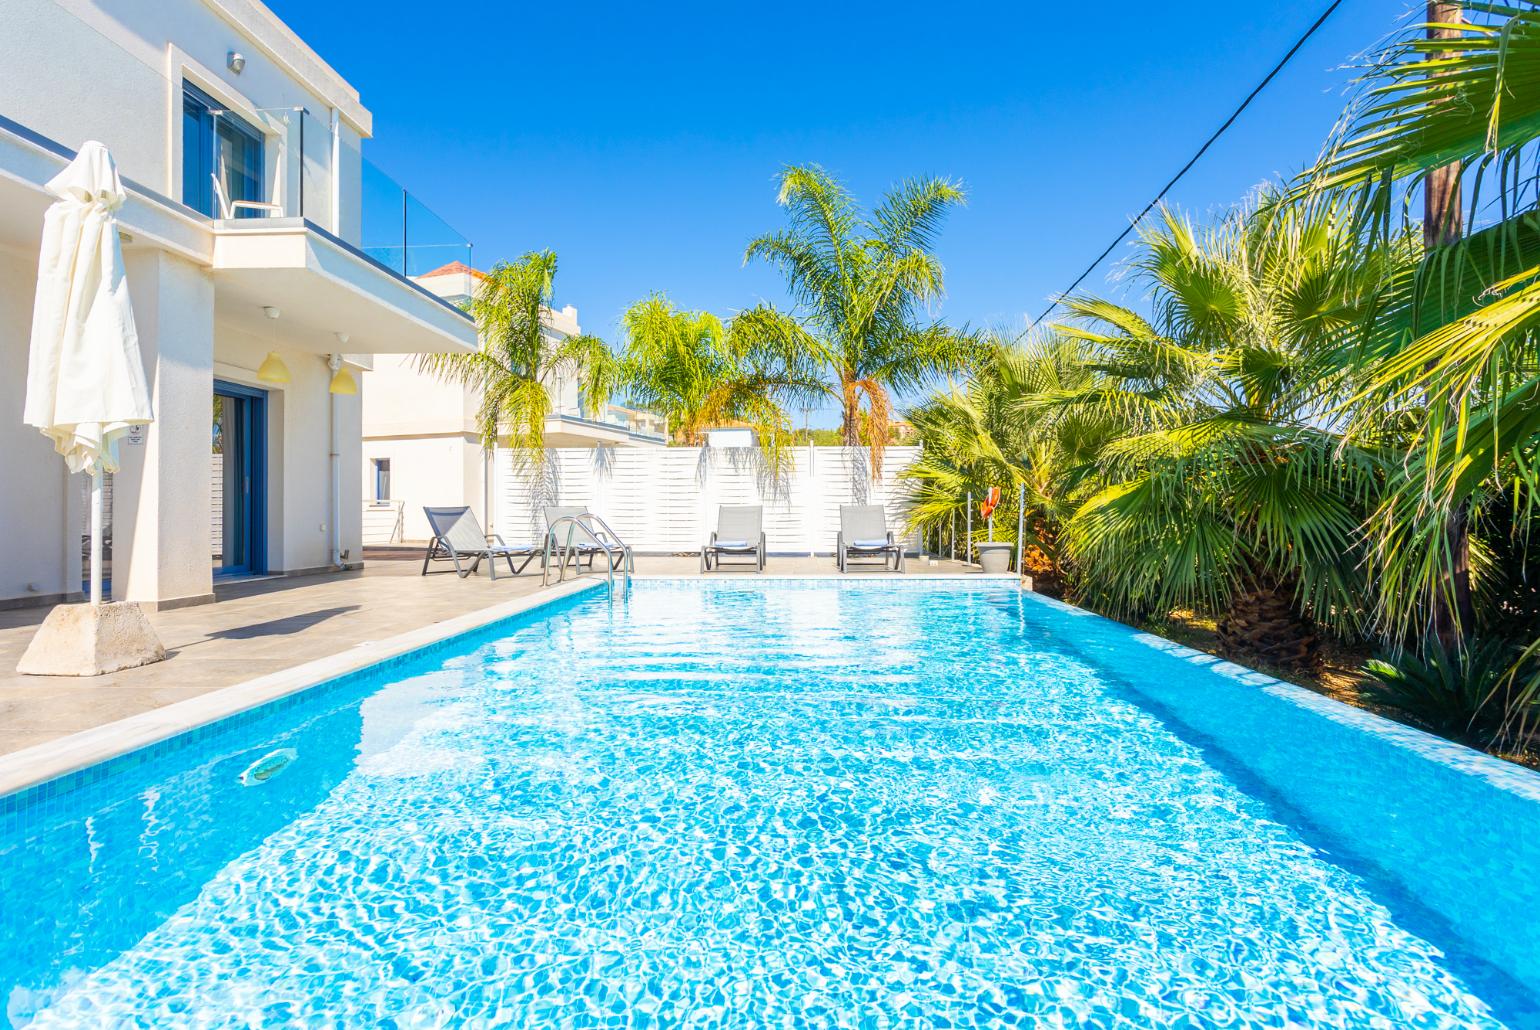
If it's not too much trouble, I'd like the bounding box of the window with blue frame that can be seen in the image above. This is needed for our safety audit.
[373,459,391,501]
[182,82,265,218]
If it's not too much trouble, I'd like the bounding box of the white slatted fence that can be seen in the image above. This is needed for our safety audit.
[494,446,920,554]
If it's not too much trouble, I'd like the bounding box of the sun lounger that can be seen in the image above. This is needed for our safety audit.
[422,506,540,580]
[837,504,904,572]
[701,505,766,572]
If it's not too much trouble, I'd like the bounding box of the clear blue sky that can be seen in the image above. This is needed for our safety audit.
[270,0,1416,425]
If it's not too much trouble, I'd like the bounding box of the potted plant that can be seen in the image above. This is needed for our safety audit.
[973,488,1013,574]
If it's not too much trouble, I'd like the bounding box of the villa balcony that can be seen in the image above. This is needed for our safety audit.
[210,218,473,356]
[542,409,670,448]
[0,111,477,358]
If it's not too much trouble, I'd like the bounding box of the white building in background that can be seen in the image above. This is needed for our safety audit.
[0,0,477,609]
[361,261,666,545]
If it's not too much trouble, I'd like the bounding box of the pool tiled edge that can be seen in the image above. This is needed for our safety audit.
[1125,621,1540,802]
[630,573,1025,582]
[0,577,606,803]
[1018,588,1540,799]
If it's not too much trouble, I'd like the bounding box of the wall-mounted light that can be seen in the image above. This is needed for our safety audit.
[257,306,290,384]
[227,50,246,74]
[328,346,357,395]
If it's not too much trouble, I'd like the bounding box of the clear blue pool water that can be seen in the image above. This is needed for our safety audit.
[3,580,1538,1027]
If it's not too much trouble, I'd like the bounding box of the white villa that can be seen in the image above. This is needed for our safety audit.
[0,0,478,610]
[361,261,667,545]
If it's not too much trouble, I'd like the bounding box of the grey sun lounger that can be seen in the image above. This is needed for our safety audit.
[837,504,904,572]
[701,505,766,572]
[544,505,623,571]
[422,506,540,580]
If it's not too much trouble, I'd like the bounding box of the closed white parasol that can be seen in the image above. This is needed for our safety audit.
[18,142,164,676]
[24,141,153,604]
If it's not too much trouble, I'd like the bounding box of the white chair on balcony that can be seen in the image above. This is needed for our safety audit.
[211,171,283,220]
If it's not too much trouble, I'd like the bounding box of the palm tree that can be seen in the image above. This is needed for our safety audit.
[903,333,1114,591]
[604,295,826,462]
[744,165,976,473]
[418,251,612,457]
[1047,199,1404,669]
[1293,2,1540,673]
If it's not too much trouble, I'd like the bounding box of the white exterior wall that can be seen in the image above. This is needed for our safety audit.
[361,353,488,543]
[0,0,369,232]
[0,244,76,604]
[0,0,458,607]
[363,436,485,543]
[542,305,583,416]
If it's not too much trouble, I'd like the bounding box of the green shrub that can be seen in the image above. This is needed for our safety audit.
[1362,639,1525,743]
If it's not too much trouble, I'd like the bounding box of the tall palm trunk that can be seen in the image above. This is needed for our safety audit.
[1425,4,1464,249]
[1217,566,1319,672]
[840,376,861,447]
[1425,1,1476,651]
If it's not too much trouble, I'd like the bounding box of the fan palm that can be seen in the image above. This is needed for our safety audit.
[903,333,1115,590]
[1048,199,1404,668]
[603,295,826,464]
[417,250,612,457]
[1294,2,1540,676]
[744,165,977,473]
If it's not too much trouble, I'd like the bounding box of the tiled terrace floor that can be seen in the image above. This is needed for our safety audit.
[0,554,983,757]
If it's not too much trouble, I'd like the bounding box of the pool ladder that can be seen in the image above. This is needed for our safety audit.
[542,513,633,595]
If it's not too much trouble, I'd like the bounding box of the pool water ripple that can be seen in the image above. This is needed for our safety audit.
[2,581,1535,1027]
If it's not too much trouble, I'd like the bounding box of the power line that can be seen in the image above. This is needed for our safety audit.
[1026,0,1348,332]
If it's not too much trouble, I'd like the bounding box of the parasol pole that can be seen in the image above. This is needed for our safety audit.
[90,463,104,605]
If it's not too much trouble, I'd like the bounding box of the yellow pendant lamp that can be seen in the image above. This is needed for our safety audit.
[257,351,290,383]
[257,306,290,383]
[328,366,358,395]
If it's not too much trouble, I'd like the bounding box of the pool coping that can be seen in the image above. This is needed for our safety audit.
[630,573,1025,582]
[0,577,606,799]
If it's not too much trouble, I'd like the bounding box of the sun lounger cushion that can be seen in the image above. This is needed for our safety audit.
[852,538,891,549]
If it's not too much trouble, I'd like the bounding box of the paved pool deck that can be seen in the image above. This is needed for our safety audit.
[0,554,986,759]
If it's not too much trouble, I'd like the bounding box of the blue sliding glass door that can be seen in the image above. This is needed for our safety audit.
[212,382,267,577]
[182,82,264,218]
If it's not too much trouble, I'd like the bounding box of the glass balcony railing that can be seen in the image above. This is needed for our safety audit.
[205,106,336,224]
[198,106,471,281]
[360,157,472,278]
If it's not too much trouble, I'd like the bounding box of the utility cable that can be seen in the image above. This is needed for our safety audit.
[1027,0,1348,332]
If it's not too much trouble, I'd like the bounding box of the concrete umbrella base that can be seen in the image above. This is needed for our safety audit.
[17,601,166,676]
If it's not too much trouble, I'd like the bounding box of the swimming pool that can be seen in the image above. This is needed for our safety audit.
[3,579,1538,1026]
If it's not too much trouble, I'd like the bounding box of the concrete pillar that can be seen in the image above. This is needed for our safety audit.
[112,249,215,609]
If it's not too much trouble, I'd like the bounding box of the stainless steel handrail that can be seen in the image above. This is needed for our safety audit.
[541,514,633,593]
[577,511,635,577]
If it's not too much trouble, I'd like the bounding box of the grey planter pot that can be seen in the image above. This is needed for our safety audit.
[975,542,1013,574]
